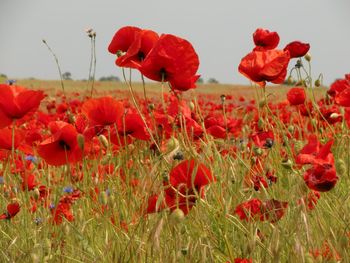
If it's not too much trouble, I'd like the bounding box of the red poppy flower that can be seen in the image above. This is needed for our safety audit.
[253,28,280,51]
[261,199,288,223]
[284,41,310,58]
[287,87,306,105]
[0,127,24,150]
[234,259,252,263]
[147,160,215,215]
[238,49,290,87]
[0,84,44,128]
[108,26,141,55]
[0,201,20,220]
[296,136,334,166]
[51,202,74,225]
[139,34,200,91]
[82,96,124,127]
[234,198,263,221]
[328,78,350,97]
[169,159,215,191]
[117,111,151,141]
[304,163,338,192]
[116,30,159,69]
[37,121,83,166]
[251,130,274,149]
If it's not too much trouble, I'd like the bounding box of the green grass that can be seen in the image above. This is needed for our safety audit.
[0,78,346,263]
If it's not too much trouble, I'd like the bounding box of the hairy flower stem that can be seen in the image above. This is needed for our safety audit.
[42,39,66,97]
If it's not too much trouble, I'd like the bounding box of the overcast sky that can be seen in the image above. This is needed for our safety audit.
[0,0,349,85]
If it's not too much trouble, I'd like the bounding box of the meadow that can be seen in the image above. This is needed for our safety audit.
[0,27,349,263]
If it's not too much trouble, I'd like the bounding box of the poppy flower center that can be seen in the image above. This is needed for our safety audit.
[137,51,145,61]
[159,68,167,81]
[58,140,71,151]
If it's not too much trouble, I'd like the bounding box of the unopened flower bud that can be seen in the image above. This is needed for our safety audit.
[281,159,293,169]
[287,76,294,85]
[148,103,155,111]
[33,188,40,200]
[288,125,295,134]
[253,147,263,156]
[258,118,264,129]
[304,53,311,62]
[189,101,195,111]
[98,134,109,149]
[330,113,340,119]
[259,99,266,108]
[314,79,321,87]
[170,208,185,223]
[77,134,85,150]
[100,191,108,205]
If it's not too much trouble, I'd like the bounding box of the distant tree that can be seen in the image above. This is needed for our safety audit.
[62,72,72,80]
[196,77,204,84]
[207,78,219,84]
[99,75,120,82]
[0,73,7,78]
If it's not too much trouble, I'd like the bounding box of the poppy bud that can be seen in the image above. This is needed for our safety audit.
[304,53,311,62]
[304,254,314,263]
[100,191,108,205]
[170,208,185,223]
[314,79,321,87]
[77,134,85,150]
[148,103,155,111]
[166,137,179,152]
[336,159,346,177]
[258,118,264,130]
[98,134,109,149]
[189,101,195,111]
[281,159,293,169]
[259,99,266,108]
[287,125,295,134]
[287,76,294,85]
[33,188,40,200]
[330,113,341,119]
[67,113,76,124]
[253,147,263,156]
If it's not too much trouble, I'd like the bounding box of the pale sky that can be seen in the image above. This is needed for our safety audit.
[0,0,349,85]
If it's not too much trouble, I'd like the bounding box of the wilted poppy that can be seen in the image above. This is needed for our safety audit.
[139,34,200,91]
[284,41,310,58]
[238,49,290,87]
[253,28,280,51]
[304,163,338,192]
[37,121,83,166]
[0,84,44,128]
[287,87,306,105]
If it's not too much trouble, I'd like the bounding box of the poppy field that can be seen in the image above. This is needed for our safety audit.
[1,27,350,262]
